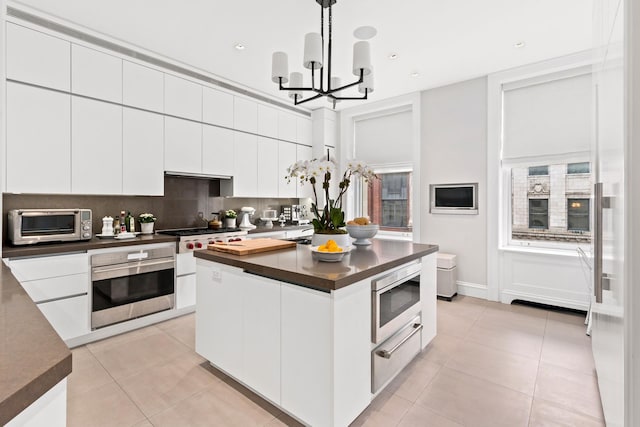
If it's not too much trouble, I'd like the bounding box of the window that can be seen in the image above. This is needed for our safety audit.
[529,199,549,229]
[567,162,590,174]
[367,171,412,231]
[567,198,590,231]
[528,166,549,176]
[511,162,592,244]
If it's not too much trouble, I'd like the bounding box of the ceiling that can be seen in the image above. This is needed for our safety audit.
[13,0,593,111]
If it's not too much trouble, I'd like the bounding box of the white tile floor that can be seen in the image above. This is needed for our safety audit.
[67,296,604,426]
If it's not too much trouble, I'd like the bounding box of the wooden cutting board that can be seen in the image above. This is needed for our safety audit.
[207,238,297,255]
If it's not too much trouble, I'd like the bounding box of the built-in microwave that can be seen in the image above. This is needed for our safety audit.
[8,209,92,245]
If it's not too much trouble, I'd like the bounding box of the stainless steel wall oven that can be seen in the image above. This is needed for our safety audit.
[371,260,423,393]
[90,244,175,329]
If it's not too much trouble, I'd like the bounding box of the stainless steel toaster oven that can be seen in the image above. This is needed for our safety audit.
[8,208,92,245]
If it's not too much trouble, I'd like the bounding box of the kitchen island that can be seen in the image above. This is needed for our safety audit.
[194,239,438,426]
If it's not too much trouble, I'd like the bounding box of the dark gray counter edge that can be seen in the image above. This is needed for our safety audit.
[0,265,72,425]
[193,244,439,291]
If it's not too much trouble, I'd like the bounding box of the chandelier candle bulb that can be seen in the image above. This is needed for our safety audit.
[271,52,289,83]
[289,72,304,99]
[359,67,374,94]
[352,41,372,76]
[303,33,323,69]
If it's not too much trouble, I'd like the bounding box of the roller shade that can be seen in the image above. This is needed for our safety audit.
[502,72,592,160]
[354,110,412,164]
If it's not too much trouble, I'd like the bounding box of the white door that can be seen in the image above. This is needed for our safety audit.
[591,0,625,424]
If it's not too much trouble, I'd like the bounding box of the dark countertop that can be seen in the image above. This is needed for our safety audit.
[2,234,178,259]
[0,263,72,425]
[194,239,439,291]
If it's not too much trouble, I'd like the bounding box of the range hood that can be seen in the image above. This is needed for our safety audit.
[164,171,232,180]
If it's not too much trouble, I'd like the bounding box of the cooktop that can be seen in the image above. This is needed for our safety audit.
[157,228,242,236]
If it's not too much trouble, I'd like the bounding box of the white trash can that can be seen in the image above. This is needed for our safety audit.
[437,253,457,300]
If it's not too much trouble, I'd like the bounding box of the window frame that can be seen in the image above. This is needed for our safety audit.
[504,156,593,252]
[355,163,414,239]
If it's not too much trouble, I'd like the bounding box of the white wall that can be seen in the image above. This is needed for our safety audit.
[421,77,488,292]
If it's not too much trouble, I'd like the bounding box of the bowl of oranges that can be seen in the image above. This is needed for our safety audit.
[346,217,379,246]
[311,239,351,262]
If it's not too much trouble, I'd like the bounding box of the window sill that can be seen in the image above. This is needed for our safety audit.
[499,245,583,258]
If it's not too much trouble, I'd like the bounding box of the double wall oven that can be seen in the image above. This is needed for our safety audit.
[371,260,423,393]
[90,244,175,329]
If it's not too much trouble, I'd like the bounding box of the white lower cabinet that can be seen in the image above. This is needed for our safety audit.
[38,294,90,341]
[196,260,372,426]
[196,263,281,403]
[281,283,332,425]
[196,263,244,379]
[5,253,90,342]
[176,274,196,310]
[242,273,281,403]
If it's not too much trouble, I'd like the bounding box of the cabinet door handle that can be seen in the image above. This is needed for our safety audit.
[376,323,423,359]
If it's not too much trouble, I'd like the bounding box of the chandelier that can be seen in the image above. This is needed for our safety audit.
[271,0,374,109]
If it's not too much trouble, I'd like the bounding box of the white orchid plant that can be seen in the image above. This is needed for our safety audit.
[287,156,377,234]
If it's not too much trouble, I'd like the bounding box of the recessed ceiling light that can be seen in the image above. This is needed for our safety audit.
[410,72,420,78]
[353,26,377,40]
[388,53,398,60]
[514,41,525,48]
[234,43,246,50]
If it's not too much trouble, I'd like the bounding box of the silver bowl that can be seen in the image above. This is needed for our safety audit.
[346,224,379,245]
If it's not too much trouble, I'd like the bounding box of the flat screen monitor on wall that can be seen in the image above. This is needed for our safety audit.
[429,183,478,214]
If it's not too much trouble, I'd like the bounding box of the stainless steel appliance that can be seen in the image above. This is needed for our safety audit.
[8,208,92,245]
[157,228,248,253]
[371,260,422,344]
[91,244,175,329]
[371,260,423,393]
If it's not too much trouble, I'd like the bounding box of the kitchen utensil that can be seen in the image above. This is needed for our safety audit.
[346,224,379,245]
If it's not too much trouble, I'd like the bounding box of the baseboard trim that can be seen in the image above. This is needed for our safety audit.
[456,281,488,300]
[501,289,590,311]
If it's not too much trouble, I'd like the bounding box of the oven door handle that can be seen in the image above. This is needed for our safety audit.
[376,323,423,359]
[91,258,174,280]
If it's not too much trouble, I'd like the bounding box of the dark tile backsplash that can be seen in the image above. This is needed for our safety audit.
[3,176,304,244]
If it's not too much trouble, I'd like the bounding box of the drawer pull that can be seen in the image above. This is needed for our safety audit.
[376,323,423,359]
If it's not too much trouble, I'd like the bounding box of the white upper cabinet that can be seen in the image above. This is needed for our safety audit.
[296,145,314,199]
[257,137,279,198]
[6,23,71,91]
[202,87,234,128]
[202,125,234,177]
[164,74,202,121]
[6,83,71,193]
[278,142,297,198]
[258,105,278,138]
[278,111,297,143]
[233,132,258,197]
[164,117,202,174]
[72,97,123,194]
[234,97,258,133]
[296,117,312,146]
[122,108,164,195]
[123,61,164,112]
[71,44,122,103]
